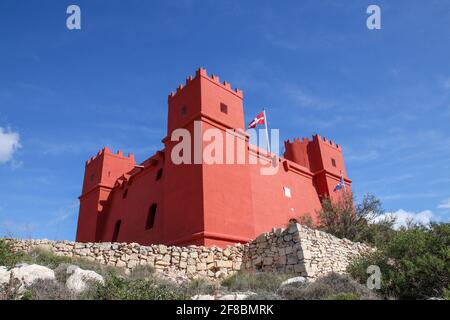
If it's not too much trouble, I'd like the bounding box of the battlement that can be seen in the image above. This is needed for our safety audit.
[285,135,342,151]
[86,147,135,166]
[168,67,243,101]
[284,137,310,145]
[313,134,342,151]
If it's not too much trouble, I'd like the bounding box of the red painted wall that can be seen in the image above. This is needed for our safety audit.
[76,68,351,247]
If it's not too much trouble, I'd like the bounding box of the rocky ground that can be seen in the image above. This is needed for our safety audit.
[0,232,381,300]
[0,256,379,300]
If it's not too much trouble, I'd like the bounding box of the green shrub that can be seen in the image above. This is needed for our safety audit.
[23,249,73,269]
[24,279,77,300]
[185,277,216,296]
[0,273,22,300]
[277,272,378,300]
[128,265,155,280]
[0,239,24,268]
[443,286,450,300]
[245,292,283,300]
[221,271,292,293]
[324,292,361,300]
[23,249,119,278]
[83,272,189,300]
[347,223,450,299]
[318,193,396,246]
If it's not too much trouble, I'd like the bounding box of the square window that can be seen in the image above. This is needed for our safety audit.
[283,186,292,198]
[331,158,336,167]
[220,103,228,114]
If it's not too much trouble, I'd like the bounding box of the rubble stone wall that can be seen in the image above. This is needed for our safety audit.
[4,224,371,281]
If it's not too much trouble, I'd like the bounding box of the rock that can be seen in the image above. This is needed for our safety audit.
[287,223,301,234]
[116,260,126,268]
[3,222,371,282]
[280,276,307,288]
[287,254,298,265]
[192,294,215,300]
[263,257,273,265]
[0,266,11,286]
[192,292,257,300]
[66,266,104,293]
[7,264,55,289]
[255,233,267,243]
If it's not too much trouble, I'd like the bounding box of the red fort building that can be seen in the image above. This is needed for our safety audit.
[76,68,351,248]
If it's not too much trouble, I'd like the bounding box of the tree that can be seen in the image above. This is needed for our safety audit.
[348,223,450,299]
[317,192,396,246]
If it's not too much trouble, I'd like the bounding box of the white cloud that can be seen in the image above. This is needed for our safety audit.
[0,127,21,164]
[437,197,450,209]
[376,209,436,229]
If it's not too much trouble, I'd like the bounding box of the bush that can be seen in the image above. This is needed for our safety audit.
[221,271,292,293]
[444,286,450,300]
[22,249,73,269]
[0,273,22,300]
[324,292,361,300]
[347,223,450,299]
[277,272,378,300]
[0,240,24,268]
[318,193,396,246]
[22,249,119,279]
[245,292,283,300]
[127,265,155,280]
[83,272,189,300]
[185,277,216,296]
[24,279,77,300]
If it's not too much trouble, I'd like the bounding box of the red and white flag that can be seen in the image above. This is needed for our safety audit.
[247,111,265,129]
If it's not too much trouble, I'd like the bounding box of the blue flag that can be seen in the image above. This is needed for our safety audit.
[334,173,346,192]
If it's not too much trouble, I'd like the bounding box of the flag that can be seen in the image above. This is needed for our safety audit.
[247,111,265,129]
[333,173,346,192]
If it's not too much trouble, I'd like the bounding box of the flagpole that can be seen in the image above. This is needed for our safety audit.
[263,108,271,154]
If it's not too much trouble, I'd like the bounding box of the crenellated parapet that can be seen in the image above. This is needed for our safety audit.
[313,134,342,151]
[168,67,243,101]
[86,147,135,166]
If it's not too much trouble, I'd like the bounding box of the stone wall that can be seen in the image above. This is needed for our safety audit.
[243,223,372,278]
[4,224,371,281]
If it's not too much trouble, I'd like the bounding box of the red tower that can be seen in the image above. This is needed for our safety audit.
[76,68,351,247]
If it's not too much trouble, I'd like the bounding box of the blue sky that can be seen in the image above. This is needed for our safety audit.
[0,0,449,240]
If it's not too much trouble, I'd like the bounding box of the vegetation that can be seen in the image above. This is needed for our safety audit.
[83,271,189,300]
[348,222,450,299]
[221,270,292,293]
[0,243,220,300]
[277,272,377,300]
[0,240,24,268]
[2,192,449,300]
[318,192,396,246]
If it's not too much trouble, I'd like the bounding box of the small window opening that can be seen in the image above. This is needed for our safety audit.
[220,103,228,114]
[146,203,157,229]
[331,158,336,167]
[181,105,187,116]
[123,189,128,199]
[112,220,121,242]
[156,168,163,181]
[90,173,95,182]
